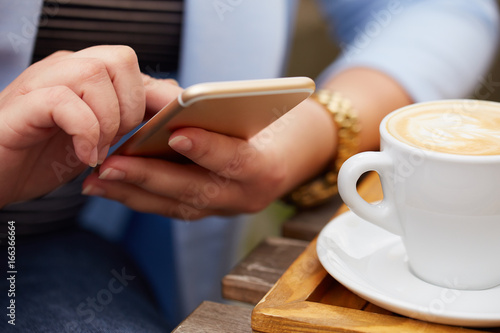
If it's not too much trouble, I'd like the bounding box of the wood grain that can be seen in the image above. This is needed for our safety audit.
[172,301,252,333]
[222,237,308,305]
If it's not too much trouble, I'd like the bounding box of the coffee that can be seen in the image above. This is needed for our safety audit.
[386,105,500,156]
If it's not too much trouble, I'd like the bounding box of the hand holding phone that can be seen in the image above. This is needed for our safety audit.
[112,77,315,162]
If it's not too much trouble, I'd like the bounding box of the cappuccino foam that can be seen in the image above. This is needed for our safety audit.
[387,107,500,155]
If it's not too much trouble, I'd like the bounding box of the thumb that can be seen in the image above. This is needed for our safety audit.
[142,74,183,117]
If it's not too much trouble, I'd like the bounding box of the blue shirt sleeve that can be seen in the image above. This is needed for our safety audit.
[315,0,500,102]
[0,0,43,90]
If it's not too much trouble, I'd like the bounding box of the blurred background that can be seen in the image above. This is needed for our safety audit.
[286,0,500,102]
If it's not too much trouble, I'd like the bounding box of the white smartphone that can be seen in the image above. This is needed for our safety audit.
[111,76,315,162]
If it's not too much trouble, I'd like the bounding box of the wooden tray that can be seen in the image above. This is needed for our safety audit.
[252,172,500,333]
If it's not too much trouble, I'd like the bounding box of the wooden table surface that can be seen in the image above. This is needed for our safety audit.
[174,172,499,332]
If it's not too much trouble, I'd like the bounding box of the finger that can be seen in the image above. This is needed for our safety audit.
[1,86,100,166]
[0,51,73,99]
[167,127,262,180]
[95,155,248,209]
[43,50,74,60]
[72,46,145,136]
[89,153,269,214]
[168,128,287,211]
[82,172,224,220]
[19,56,120,163]
[19,45,145,162]
[142,74,183,117]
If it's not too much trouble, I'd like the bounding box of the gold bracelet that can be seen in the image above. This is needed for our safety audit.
[285,90,361,208]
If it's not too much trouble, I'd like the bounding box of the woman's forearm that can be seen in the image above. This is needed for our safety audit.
[323,67,413,152]
[270,67,413,196]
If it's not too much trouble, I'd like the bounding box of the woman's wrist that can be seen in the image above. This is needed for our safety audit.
[283,90,361,208]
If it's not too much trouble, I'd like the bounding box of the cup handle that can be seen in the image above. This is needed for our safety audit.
[338,151,403,236]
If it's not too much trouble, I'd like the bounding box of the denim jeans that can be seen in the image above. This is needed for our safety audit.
[0,226,171,332]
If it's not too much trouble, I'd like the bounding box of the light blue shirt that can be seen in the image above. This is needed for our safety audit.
[0,0,43,90]
[316,0,499,101]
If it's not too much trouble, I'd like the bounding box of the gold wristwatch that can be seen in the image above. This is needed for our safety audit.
[285,89,361,208]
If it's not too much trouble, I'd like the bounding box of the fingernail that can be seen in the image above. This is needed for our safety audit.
[89,147,99,167]
[169,136,192,152]
[82,185,106,196]
[98,144,110,165]
[99,167,126,181]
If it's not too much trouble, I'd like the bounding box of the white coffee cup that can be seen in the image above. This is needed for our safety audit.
[338,99,500,290]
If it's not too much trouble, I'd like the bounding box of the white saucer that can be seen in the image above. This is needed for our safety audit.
[317,210,500,328]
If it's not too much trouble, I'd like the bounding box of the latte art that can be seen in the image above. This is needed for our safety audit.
[387,107,500,155]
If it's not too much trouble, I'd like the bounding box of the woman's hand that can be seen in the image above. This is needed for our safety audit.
[0,45,180,207]
[80,68,412,221]
[82,127,289,220]
[82,99,337,220]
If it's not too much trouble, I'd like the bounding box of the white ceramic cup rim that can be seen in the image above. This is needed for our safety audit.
[380,99,500,163]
